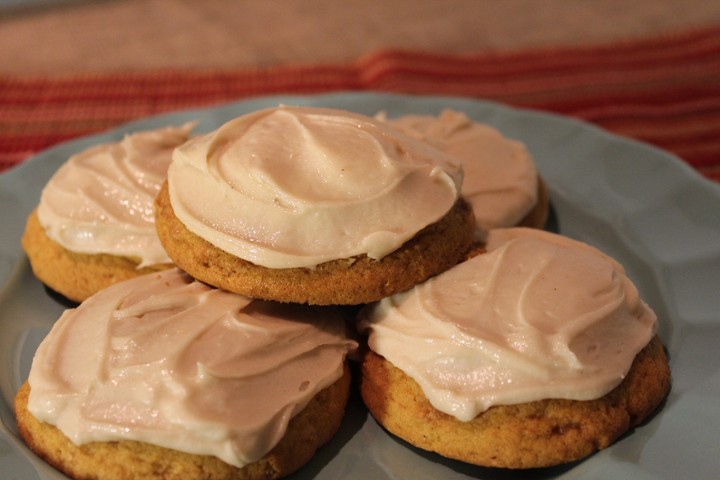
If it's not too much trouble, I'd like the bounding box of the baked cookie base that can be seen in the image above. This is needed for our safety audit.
[360,336,671,469]
[21,210,172,303]
[15,366,351,480]
[155,182,476,305]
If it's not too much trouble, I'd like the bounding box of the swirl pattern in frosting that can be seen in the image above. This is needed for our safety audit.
[358,228,657,421]
[27,268,357,467]
[167,106,463,269]
[380,109,538,240]
[37,124,194,267]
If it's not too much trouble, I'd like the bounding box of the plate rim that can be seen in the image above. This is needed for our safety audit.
[2,91,719,480]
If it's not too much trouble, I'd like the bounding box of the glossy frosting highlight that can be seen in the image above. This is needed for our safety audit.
[167,106,463,268]
[37,124,193,267]
[27,268,357,467]
[359,228,657,421]
[380,109,538,239]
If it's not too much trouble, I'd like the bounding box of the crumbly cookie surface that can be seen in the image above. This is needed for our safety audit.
[21,210,171,303]
[154,182,476,305]
[361,336,671,469]
[15,366,351,480]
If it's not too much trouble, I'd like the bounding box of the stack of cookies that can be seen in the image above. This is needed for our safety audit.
[16,105,669,479]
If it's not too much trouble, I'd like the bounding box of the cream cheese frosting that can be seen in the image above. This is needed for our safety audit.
[37,124,194,267]
[27,268,357,468]
[358,228,657,422]
[379,109,538,240]
[167,105,463,269]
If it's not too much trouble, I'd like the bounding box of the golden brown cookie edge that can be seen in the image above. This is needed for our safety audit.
[155,182,476,305]
[15,365,352,480]
[21,209,172,303]
[360,336,671,469]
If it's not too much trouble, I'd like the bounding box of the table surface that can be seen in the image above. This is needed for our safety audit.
[1,0,719,182]
[1,0,720,74]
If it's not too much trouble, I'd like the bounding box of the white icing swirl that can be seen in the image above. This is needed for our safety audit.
[27,268,357,467]
[359,228,657,421]
[167,106,462,269]
[37,124,194,267]
[380,109,538,240]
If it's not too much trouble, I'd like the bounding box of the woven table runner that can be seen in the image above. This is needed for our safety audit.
[1,26,719,182]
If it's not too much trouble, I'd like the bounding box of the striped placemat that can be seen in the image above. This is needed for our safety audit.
[1,26,719,182]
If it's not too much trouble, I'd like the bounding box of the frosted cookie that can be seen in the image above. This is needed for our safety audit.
[380,109,549,240]
[21,124,193,302]
[15,268,357,480]
[358,228,671,469]
[155,106,475,305]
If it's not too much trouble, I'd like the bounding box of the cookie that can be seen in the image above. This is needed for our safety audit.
[16,268,358,479]
[380,109,550,238]
[16,367,351,480]
[358,228,670,468]
[361,337,670,468]
[155,106,477,305]
[22,124,193,302]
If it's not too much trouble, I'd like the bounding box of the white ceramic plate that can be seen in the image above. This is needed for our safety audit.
[2,93,719,480]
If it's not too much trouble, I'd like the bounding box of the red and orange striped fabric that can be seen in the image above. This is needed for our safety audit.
[1,26,719,182]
